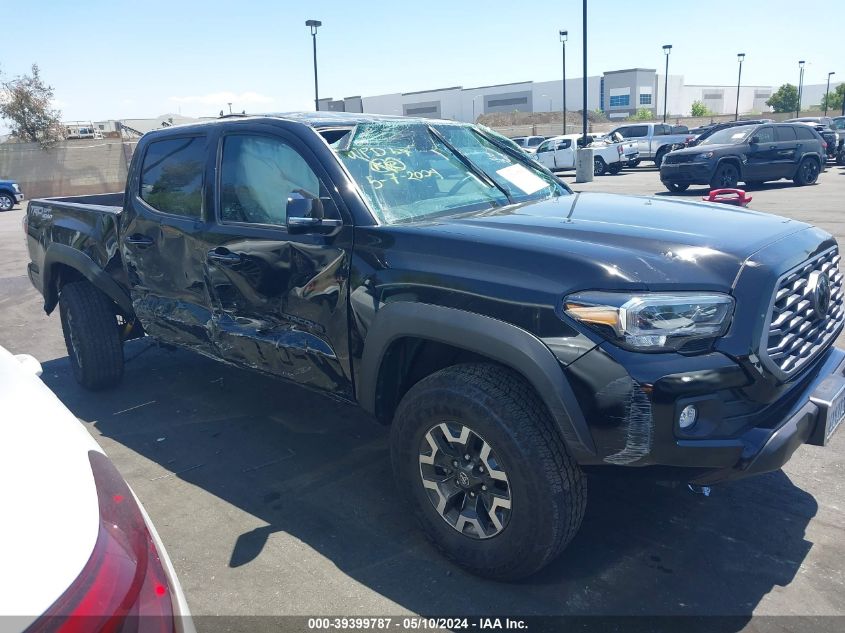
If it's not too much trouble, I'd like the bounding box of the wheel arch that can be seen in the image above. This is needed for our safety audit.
[715,155,743,177]
[42,244,133,316]
[358,302,596,461]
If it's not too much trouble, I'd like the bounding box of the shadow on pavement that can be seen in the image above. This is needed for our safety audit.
[41,341,817,625]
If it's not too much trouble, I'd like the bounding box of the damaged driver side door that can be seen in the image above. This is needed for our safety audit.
[203,127,354,399]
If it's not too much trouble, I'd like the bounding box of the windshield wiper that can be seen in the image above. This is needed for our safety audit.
[426,125,514,205]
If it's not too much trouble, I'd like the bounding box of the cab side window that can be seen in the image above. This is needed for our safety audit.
[775,126,797,142]
[755,127,775,143]
[556,139,572,150]
[140,137,205,218]
[219,135,339,226]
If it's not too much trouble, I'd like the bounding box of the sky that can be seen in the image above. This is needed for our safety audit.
[2,0,844,125]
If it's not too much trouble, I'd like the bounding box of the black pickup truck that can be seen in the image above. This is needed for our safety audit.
[24,113,845,579]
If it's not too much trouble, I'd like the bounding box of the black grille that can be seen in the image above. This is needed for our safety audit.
[763,247,844,378]
[663,154,697,165]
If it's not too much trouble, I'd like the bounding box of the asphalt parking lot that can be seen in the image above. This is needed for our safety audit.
[1,164,844,628]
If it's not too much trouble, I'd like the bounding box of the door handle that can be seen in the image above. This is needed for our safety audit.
[124,234,154,247]
[207,248,242,264]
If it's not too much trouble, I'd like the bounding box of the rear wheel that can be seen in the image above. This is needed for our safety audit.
[709,162,739,190]
[593,157,607,176]
[0,193,14,211]
[390,363,586,580]
[59,280,124,390]
[664,182,690,193]
[654,147,669,168]
[608,163,622,175]
[793,157,820,186]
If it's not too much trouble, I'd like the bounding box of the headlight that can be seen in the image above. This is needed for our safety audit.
[695,151,714,160]
[563,291,734,352]
[13,183,20,192]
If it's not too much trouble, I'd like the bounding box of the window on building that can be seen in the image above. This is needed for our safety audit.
[140,137,205,218]
[487,96,529,108]
[609,95,630,107]
[639,93,652,105]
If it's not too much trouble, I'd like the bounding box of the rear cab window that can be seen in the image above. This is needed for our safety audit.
[139,137,205,218]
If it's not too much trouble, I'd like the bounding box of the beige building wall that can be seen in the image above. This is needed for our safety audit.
[0,139,138,198]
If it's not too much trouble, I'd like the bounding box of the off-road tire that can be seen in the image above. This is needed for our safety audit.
[59,280,124,390]
[390,363,586,580]
[593,157,607,176]
[793,157,820,186]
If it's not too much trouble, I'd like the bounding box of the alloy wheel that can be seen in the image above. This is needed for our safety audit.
[418,422,512,539]
[0,195,12,211]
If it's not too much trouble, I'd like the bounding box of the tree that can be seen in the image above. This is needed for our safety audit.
[820,84,845,113]
[628,107,653,121]
[0,64,65,147]
[766,84,799,114]
[690,100,713,117]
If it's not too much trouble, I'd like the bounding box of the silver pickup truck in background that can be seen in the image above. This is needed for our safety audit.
[606,122,694,167]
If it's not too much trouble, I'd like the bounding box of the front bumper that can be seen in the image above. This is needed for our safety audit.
[691,346,845,484]
[564,342,845,484]
[16,193,24,202]
[659,161,714,185]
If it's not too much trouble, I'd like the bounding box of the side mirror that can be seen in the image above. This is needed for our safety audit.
[286,193,341,234]
[749,136,760,145]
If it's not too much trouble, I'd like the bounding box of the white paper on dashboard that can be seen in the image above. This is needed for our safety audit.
[495,164,548,195]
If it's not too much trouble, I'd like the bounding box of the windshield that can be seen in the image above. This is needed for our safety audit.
[699,126,755,146]
[834,119,845,131]
[330,122,569,224]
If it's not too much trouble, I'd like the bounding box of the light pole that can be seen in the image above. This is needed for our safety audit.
[662,44,672,123]
[581,0,588,146]
[560,30,568,135]
[306,19,322,111]
[471,95,482,122]
[227,102,232,115]
[797,60,805,117]
[575,0,591,183]
[825,71,835,116]
[735,53,745,121]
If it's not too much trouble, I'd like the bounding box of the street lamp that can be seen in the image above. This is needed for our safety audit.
[825,71,836,116]
[305,19,322,111]
[471,95,482,122]
[735,53,745,121]
[560,30,568,135]
[797,60,805,117]
[662,44,672,123]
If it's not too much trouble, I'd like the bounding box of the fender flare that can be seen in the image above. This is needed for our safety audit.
[357,302,596,460]
[42,244,133,315]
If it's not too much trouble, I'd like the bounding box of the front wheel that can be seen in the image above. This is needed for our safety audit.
[664,182,690,193]
[59,280,124,390]
[390,364,586,580]
[709,163,739,190]
[0,193,14,211]
[793,157,820,186]
[653,147,669,168]
[593,157,607,176]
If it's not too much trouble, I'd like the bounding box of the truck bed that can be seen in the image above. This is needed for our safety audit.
[25,192,131,315]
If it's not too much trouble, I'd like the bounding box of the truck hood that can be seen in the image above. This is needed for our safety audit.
[400,192,811,292]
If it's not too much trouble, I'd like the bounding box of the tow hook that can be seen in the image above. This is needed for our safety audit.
[687,483,712,497]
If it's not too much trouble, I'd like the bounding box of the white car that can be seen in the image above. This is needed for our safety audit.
[509,135,546,154]
[0,346,194,632]
[534,133,639,175]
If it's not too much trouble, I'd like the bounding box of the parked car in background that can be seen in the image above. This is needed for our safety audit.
[0,346,193,632]
[509,135,546,153]
[786,118,839,161]
[534,133,639,175]
[660,122,826,191]
[830,116,845,164]
[686,119,773,147]
[606,123,694,167]
[0,179,24,211]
